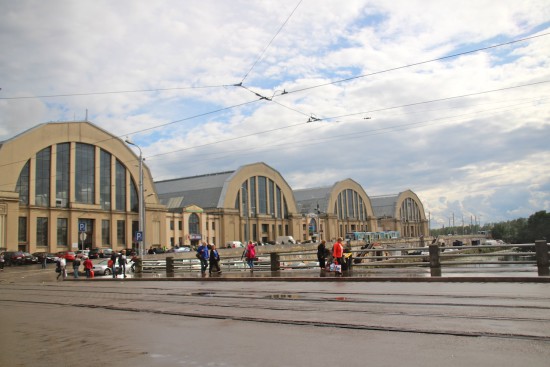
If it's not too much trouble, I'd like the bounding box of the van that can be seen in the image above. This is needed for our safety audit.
[275,236,296,245]
[225,241,243,248]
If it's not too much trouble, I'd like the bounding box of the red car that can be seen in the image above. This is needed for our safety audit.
[56,251,76,261]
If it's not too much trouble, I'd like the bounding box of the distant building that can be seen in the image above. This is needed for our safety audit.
[0,121,429,253]
[370,191,429,237]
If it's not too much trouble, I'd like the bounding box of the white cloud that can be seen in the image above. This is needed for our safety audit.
[1,0,549,227]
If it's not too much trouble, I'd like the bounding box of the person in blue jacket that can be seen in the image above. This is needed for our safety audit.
[197,242,209,275]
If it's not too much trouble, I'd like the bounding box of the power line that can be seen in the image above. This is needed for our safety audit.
[240,0,303,84]
[0,84,237,100]
[278,32,550,96]
[145,80,548,160]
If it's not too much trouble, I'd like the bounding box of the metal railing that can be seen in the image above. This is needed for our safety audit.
[134,240,549,277]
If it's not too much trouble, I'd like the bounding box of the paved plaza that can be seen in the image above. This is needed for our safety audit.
[1,265,550,366]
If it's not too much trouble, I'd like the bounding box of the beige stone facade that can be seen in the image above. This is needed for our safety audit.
[0,121,166,253]
[0,121,429,254]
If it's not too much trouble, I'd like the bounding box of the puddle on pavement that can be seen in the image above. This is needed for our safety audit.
[191,292,216,297]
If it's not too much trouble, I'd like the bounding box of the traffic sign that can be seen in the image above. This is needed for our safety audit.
[136,231,143,242]
[79,222,86,232]
[79,232,87,242]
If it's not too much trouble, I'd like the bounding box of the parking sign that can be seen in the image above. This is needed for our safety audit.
[136,231,143,242]
[79,222,86,232]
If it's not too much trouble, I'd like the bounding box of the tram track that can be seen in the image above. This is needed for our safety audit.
[1,297,550,343]
[3,281,550,343]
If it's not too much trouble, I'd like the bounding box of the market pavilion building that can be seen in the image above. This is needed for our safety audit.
[0,121,428,253]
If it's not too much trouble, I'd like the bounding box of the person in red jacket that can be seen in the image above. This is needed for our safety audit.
[83,257,94,278]
[244,241,256,272]
[332,237,344,275]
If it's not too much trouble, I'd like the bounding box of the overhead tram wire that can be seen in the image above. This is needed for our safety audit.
[323,80,550,122]
[0,77,546,177]
[122,79,550,161]
[1,85,546,190]
[276,32,550,96]
[239,0,303,84]
[163,98,548,170]
[238,84,312,118]
[0,83,238,100]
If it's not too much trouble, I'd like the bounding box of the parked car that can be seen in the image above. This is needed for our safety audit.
[88,248,101,259]
[173,246,191,253]
[75,250,90,259]
[225,241,243,248]
[122,248,138,256]
[32,252,59,263]
[3,251,38,265]
[56,251,76,262]
[101,248,114,258]
[92,259,135,276]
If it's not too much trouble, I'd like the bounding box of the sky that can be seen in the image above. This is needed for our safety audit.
[1,0,549,229]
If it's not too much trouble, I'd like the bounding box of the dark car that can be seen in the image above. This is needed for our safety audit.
[88,248,101,259]
[32,252,59,263]
[121,248,138,256]
[4,251,38,265]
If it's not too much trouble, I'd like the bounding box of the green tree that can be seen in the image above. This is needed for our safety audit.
[525,210,550,242]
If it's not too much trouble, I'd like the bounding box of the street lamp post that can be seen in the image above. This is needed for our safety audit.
[125,138,145,258]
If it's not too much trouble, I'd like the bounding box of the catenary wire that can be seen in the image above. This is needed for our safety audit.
[277,32,550,96]
[240,0,303,84]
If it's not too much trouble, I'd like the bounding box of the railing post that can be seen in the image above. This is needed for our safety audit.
[429,244,441,277]
[270,252,280,271]
[535,240,549,276]
[166,256,174,275]
[135,257,142,273]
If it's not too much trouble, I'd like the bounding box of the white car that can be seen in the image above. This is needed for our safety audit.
[225,241,243,248]
[92,259,135,276]
[173,246,191,253]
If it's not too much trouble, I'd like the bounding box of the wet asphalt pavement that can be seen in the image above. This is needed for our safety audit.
[1,264,550,366]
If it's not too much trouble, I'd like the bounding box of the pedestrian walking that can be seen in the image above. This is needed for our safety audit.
[0,252,5,271]
[244,241,256,272]
[41,254,47,269]
[56,256,67,280]
[118,250,127,278]
[209,244,221,274]
[72,256,81,278]
[110,252,118,278]
[317,240,328,269]
[83,256,93,278]
[197,242,209,275]
[332,237,344,275]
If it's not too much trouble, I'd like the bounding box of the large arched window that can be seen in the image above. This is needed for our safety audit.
[237,177,288,219]
[335,189,367,220]
[115,159,126,211]
[100,149,111,210]
[188,213,199,234]
[130,179,138,212]
[75,143,95,204]
[56,143,70,208]
[16,160,30,205]
[35,147,51,207]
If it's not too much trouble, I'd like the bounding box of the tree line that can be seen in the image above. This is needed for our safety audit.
[430,210,550,244]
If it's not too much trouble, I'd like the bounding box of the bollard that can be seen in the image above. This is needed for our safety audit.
[270,252,280,271]
[166,256,174,275]
[535,240,549,276]
[429,244,441,277]
[135,258,142,273]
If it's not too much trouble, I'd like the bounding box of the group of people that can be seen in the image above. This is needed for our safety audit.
[108,250,129,278]
[317,237,351,275]
[196,242,222,275]
[55,255,94,280]
[196,240,257,275]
